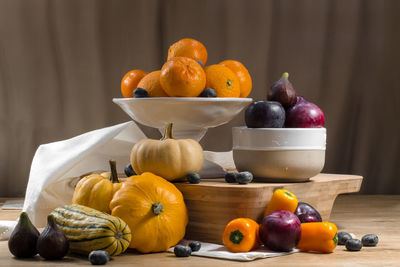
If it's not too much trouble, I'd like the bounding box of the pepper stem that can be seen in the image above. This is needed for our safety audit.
[151,203,163,215]
[333,232,338,245]
[161,123,174,140]
[281,72,289,79]
[229,230,244,244]
[109,160,119,183]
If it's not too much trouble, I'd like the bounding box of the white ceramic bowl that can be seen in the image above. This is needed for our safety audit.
[232,127,326,182]
[113,97,253,141]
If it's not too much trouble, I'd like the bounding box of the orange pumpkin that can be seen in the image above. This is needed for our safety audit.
[72,160,121,213]
[109,172,188,253]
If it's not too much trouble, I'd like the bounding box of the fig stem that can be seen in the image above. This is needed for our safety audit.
[281,72,289,79]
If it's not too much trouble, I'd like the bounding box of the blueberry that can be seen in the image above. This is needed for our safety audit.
[345,239,362,251]
[199,88,217,97]
[225,172,238,183]
[133,88,149,98]
[195,59,204,67]
[338,232,352,245]
[187,173,201,184]
[174,245,192,257]
[237,171,253,184]
[189,241,201,252]
[124,163,136,177]
[88,250,110,265]
[361,234,379,247]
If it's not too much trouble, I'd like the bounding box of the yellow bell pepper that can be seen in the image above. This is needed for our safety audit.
[264,189,298,217]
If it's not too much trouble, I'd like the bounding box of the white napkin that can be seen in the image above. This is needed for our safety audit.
[0,221,17,241]
[22,121,146,227]
[1,121,234,229]
[168,241,298,261]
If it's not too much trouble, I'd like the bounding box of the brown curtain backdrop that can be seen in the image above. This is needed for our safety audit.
[0,0,399,197]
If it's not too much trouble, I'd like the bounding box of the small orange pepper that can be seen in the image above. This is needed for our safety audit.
[264,189,298,217]
[222,218,260,253]
[296,222,338,253]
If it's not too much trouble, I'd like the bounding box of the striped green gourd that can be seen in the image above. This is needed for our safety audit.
[51,204,131,256]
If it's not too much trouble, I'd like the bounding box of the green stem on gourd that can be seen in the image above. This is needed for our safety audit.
[109,160,120,183]
[161,123,174,140]
[151,203,163,215]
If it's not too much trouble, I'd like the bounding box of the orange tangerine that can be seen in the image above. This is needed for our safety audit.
[121,69,148,98]
[167,38,208,66]
[204,65,240,97]
[160,57,206,97]
[219,60,252,98]
[137,70,168,97]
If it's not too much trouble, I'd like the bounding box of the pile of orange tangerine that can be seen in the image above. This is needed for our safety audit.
[121,38,252,98]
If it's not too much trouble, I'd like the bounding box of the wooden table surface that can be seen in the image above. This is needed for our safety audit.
[1,195,399,266]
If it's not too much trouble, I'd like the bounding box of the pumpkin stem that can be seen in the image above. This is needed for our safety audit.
[109,160,120,183]
[161,123,174,140]
[151,203,163,215]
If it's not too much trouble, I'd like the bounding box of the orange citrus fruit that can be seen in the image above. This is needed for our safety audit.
[160,57,206,97]
[204,65,240,97]
[121,69,148,98]
[219,60,252,98]
[167,38,208,66]
[137,70,168,97]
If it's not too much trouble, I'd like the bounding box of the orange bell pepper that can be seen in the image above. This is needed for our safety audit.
[264,189,298,217]
[222,218,260,253]
[296,222,338,253]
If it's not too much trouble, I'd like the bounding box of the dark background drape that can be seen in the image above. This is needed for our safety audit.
[1,0,399,197]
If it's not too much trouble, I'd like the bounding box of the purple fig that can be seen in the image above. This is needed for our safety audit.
[267,72,297,109]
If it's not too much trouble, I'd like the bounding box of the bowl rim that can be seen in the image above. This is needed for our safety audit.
[232,126,326,131]
[113,97,253,103]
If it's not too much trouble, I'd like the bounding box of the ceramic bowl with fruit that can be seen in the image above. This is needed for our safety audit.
[232,73,326,182]
[113,97,252,141]
[117,38,253,141]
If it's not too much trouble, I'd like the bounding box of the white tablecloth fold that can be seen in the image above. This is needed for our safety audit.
[168,241,298,261]
[2,121,234,230]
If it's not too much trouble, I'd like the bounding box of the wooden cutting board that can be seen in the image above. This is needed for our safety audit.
[174,173,363,244]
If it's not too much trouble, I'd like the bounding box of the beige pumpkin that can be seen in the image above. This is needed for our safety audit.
[130,123,204,181]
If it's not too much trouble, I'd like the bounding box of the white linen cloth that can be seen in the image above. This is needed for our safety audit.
[1,121,234,229]
[168,241,298,261]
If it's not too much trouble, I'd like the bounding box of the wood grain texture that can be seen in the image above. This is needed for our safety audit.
[1,195,399,266]
[175,173,362,244]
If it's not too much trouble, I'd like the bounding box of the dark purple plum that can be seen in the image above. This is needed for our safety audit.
[285,100,325,128]
[294,202,322,223]
[259,210,301,252]
[267,72,297,108]
[245,100,285,128]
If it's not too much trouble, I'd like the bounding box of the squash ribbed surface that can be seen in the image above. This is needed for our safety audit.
[51,204,131,256]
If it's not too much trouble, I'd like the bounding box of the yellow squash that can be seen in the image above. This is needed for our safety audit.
[130,123,204,181]
[109,172,188,253]
[72,160,122,213]
[51,204,131,256]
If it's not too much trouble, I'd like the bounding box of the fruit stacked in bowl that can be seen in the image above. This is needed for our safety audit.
[115,38,254,141]
[233,73,326,182]
[120,38,252,98]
